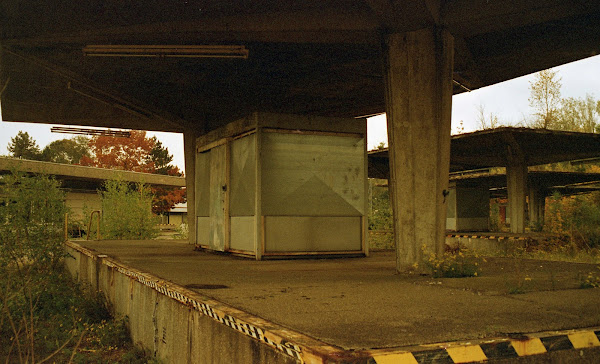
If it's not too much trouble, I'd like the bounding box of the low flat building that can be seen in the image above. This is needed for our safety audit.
[0,156,185,223]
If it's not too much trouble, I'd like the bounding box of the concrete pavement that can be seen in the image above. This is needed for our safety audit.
[77,239,600,353]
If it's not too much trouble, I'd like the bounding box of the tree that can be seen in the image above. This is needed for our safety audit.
[7,131,42,160]
[41,136,90,164]
[148,137,186,214]
[529,69,562,129]
[80,130,155,172]
[80,130,185,214]
[556,95,599,133]
[476,104,500,130]
[149,137,181,176]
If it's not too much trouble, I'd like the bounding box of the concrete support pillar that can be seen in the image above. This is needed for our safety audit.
[446,181,490,232]
[506,162,527,233]
[184,131,197,245]
[383,28,454,272]
[528,183,545,230]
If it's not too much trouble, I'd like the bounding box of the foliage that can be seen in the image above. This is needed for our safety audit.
[423,245,482,278]
[580,267,600,289]
[0,175,153,360]
[452,120,465,135]
[174,223,189,240]
[368,180,392,231]
[100,180,159,240]
[555,94,599,133]
[528,69,562,129]
[152,186,186,215]
[368,231,394,250]
[544,191,600,249]
[7,131,43,160]
[526,69,600,132]
[476,103,501,129]
[41,136,90,164]
[149,137,181,176]
[0,173,68,362]
[1,265,157,363]
[489,198,506,232]
[0,172,123,363]
[0,172,67,271]
[81,130,186,214]
[80,130,155,172]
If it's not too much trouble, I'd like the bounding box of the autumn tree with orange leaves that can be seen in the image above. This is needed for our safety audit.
[80,130,185,214]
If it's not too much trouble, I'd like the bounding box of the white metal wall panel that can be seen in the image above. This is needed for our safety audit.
[230,134,256,217]
[264,216,361,252]
[195,151,211,217]
[261,132,365,216]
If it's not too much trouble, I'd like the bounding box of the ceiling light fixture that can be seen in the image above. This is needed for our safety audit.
[51,126,131,138]
[83,45,249,59]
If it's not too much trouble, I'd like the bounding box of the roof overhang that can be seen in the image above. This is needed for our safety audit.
[1,1,600,134]
[368,127,600,178]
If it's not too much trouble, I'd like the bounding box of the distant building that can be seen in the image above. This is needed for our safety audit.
[0,156,185,226]
[159,202,187,227]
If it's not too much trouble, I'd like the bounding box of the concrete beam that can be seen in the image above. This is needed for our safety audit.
[383,28,454,272]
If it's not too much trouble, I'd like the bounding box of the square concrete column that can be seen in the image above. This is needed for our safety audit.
[446,181,490,232]
[506,162,527,233]
[528,182,545,230]
[184,131,198,245]
[383,28,454,272]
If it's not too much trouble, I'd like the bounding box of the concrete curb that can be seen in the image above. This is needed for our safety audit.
[65,241,600,363]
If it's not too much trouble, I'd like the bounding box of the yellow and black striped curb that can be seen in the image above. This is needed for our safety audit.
[65,241,600,364]
[447,234,530,241]
[367,328,600,363]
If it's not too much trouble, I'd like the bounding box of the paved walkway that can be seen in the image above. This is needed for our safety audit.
[79,240,600,350]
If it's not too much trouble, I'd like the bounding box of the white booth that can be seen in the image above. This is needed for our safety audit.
[195,113,367,259]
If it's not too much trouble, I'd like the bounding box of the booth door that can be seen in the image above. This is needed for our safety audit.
[209,144,227,251]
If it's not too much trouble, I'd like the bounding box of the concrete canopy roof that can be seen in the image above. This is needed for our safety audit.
[368,127,600,178]
[0,157,186,190]
[451,170,600,197]
[1,1,600,133]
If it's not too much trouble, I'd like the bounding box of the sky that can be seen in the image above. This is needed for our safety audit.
[2,54,600,171]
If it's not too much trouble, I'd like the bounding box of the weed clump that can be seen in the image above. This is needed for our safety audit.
[580,267,600,289]
[423,245,483,278]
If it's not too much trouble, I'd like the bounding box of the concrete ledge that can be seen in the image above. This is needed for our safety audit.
[65,241,600,363]
[65,241,304,363]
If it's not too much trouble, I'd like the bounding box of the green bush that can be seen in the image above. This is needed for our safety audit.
[545,192,600,249]
[0,172,157,363]
[0,172,67,270]
[100,180,159,240]
[368,181,393,231]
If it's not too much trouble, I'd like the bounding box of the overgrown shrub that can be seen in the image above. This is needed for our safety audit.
[545,191,600,249]
[0,172,67,269]
[0,172,69,362]
[0,172,157,363]
[100,180,159,240]
[368,181,392,231]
